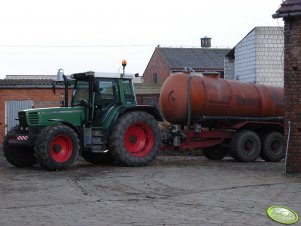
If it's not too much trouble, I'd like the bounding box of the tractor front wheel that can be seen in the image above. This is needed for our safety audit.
[109,112,161,166]
[34,125,79,171]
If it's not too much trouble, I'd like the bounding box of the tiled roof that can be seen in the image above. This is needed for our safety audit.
[0,79,57,88]
[273,0,301,18]
[1,75,57,88]
[157,47,230,70]
[5,75,56,80]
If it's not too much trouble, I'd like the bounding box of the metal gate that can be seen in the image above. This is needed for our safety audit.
[5,100,33,134]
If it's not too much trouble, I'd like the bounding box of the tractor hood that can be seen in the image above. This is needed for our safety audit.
[21,107,85,127]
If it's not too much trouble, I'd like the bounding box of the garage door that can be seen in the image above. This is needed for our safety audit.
[5,100,33,134]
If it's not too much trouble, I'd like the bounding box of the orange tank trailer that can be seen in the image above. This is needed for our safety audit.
[159,72,284,125]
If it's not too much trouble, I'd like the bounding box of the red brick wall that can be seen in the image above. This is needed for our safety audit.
[0,88,69,143]
[283,17,301,173]
[143,49,171,84]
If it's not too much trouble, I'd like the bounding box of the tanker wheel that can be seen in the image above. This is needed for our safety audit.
[230,130,261,162]
[81,151,113,165]
[3,126,36,167]
[109,111,161,166]
[202,145,228,160]
[260,132,285,162]
[34,125,79,171]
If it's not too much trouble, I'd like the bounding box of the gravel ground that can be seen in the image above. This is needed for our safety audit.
[0,150,300,226]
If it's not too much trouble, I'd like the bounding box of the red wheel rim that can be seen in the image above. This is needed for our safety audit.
[50,135,73,163]
[124,122,154,157]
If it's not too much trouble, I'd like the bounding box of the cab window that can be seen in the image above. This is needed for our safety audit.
[122,79,135,104]
[96,78,120,107]
[72,80,89,106]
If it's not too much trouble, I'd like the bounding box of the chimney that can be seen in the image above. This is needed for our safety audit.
[201,36,211,48]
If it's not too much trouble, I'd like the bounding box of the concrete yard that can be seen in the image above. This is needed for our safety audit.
[0,152,300,226]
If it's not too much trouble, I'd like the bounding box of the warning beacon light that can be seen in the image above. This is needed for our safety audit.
[122,60,127,67]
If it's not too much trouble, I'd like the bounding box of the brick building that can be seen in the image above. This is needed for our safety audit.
[273,0,301,174]
[224,26,284,87]
[143,47,230,84]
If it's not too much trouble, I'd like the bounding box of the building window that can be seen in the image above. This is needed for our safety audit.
[152,73,158,84]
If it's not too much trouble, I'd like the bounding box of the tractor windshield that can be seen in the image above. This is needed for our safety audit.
[72,80,89,106]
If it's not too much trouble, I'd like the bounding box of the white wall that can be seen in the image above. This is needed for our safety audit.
[234,29,256,83]
[229,27,284,87]
[255,27,284,87]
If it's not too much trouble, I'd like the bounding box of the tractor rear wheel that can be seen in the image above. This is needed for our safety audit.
[230,130,261,162]
[3,126,36,167]
[109,111,161,166]
[34,125,79,171]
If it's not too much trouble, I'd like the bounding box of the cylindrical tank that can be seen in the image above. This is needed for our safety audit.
[159,72,284,124]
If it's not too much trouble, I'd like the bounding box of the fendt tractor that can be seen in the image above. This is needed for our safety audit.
[3,62,162,170]
[3,63,286,171]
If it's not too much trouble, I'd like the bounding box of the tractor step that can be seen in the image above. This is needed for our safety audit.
[83,128,107,153]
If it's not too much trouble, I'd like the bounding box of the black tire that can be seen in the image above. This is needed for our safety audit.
[81,151,113,164]
[202,145,228,160]
[260,132,285,162]
[109,111,161,166]
[3,126,36,167]
[230,130,261,162]
[34,125,79,171]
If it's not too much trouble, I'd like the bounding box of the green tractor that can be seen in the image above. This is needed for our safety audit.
[3,67,162,171]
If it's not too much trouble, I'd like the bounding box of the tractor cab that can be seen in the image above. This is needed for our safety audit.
[70,71,137,127]
[71,72,136,107]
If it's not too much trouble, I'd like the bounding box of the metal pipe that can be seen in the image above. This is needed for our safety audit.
[285,120,291,174]
[63,75,68,107]
[88,76,94,124]
[200,115,284,122]
[185,67,195,128]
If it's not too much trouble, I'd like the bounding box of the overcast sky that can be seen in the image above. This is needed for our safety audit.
[0,0,284,78]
